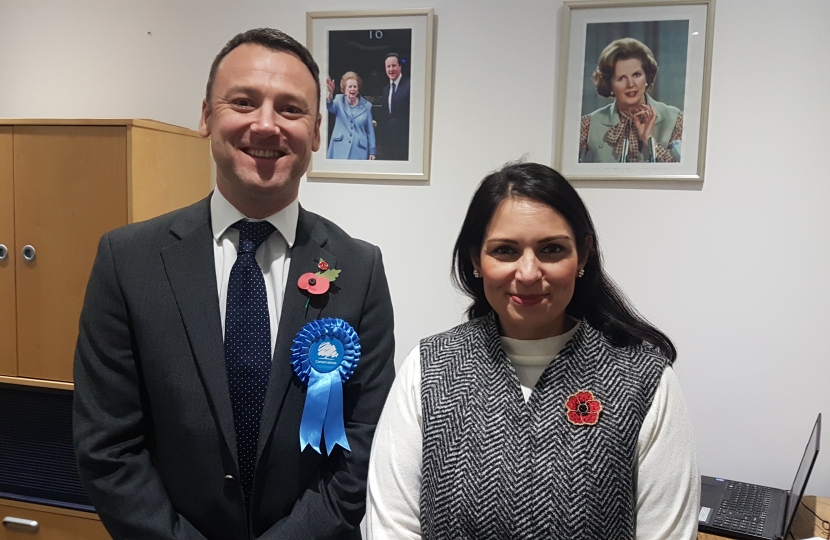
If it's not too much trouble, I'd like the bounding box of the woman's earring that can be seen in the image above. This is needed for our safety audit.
[473,269,481,278]
[578,269,585,278]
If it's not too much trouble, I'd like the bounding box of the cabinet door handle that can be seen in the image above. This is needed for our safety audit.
[0,244,7,261]
[21,245,36,262]
[2,516,40,532]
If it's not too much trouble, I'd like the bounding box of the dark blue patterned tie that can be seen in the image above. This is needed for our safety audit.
[225,220,276,507]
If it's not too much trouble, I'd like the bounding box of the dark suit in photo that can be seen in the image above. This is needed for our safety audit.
[377,77,411,161]
[73,196,395,539]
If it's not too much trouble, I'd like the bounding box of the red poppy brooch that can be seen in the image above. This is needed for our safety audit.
[298,259,341,307]
[565,390,602,426]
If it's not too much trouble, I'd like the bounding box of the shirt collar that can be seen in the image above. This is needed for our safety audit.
[390,74,402,85]
[210,188,299,248]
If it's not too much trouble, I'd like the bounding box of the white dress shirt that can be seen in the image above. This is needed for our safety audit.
[366,322,700,540]
[210,189,298,355]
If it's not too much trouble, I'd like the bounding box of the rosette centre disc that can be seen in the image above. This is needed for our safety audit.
[309,338,344,374]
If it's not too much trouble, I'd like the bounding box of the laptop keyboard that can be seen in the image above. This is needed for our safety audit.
[712,482,771,537]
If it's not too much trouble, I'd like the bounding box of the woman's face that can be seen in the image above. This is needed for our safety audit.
[474,197,585,340]
[611,57,647,110]
[344,79,360,100]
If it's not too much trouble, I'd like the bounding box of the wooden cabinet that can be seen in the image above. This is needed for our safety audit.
[0,119,210,386]
[0,498,109,540]
[0,128,14,379]
[0,120,209,538]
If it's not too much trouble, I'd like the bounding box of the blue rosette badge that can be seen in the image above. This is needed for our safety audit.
[290,318,361,455]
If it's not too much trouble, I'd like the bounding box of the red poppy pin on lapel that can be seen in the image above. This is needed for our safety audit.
[565,390,602,426]
[298,259,341,309]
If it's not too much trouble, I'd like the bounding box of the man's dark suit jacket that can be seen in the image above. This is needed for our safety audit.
[73,195,395,540]
[377,77,411,161]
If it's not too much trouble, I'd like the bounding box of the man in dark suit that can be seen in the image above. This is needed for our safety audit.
[376,53,410,161]
[73,28,395,540]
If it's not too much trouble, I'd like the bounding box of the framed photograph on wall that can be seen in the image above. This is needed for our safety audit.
[307,9,435,181]
[555,0,715,182]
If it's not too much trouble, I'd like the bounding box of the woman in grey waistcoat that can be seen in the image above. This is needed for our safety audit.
[580,38,683,163]
[366,162,699,539]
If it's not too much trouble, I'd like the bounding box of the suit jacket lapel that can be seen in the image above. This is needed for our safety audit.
[258,208,335,459]
[160,197,238,463]
[354,99,371,120]
[347,99,371,121]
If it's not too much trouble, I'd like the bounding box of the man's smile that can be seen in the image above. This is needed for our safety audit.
[243,148,283,159]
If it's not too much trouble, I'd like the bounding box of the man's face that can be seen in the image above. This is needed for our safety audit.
[199,43,321,218]
[385,57,401,81]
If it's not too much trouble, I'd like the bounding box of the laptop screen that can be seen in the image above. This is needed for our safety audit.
[783,413,821,536]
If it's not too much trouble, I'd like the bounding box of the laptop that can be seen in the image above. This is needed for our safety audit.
[698,413,821,540]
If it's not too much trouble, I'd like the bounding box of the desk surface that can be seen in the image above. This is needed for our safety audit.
[699,496,829,539]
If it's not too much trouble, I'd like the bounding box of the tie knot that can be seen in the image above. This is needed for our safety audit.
[232,220,276,255]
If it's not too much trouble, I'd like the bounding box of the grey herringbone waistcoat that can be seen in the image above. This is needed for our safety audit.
[419,314,668,540]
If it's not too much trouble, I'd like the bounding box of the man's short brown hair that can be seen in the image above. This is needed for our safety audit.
[205,28,321,111]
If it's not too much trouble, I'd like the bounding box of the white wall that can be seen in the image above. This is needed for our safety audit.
[2,0,828,497]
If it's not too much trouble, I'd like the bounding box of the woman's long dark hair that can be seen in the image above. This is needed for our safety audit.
[451,162,676,361]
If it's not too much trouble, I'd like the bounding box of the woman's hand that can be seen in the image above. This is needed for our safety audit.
[326,77,335,100]
[369,155,376,160]
[632,104,657,143]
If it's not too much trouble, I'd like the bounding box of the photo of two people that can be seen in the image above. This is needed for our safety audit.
[326,29,412,162]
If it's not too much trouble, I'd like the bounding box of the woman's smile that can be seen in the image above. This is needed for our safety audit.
[510,293,545,306]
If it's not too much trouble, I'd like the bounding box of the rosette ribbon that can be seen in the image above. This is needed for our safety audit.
[290,318,361,455]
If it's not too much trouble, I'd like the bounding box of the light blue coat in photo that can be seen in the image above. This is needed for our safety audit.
[326,95,377,160]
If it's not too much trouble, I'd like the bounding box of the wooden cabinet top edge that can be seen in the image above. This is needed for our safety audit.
[0,118,202,138]
[0,375,74,391]
[0,497,100,520]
